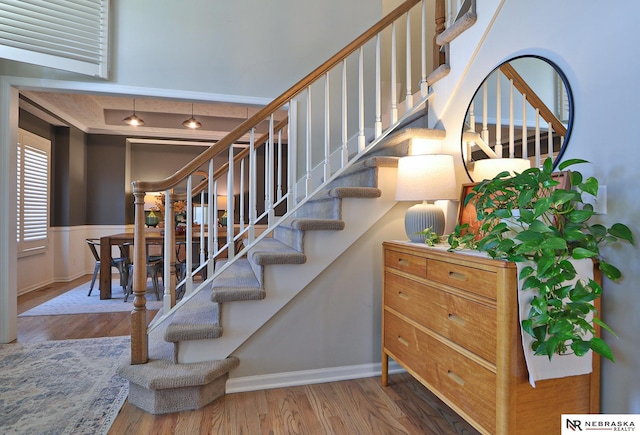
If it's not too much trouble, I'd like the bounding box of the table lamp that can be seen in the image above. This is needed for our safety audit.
[143,193,160,227]
[395,154,457,242]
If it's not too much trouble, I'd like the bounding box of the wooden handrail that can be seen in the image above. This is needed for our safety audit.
[499,63,567,137]
[131,0,424,195]
[170,117,289,202]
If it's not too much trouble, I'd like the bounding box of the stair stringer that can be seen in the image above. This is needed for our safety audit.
[175,165,398,363]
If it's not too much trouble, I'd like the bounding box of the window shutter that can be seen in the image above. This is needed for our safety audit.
[0,0,110,78]
[17,130,50,254]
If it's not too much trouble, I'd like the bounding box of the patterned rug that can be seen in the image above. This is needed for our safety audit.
[0,336,130,435]
[19,280,164,316]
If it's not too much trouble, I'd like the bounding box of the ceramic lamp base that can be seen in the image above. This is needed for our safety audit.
[404,201,445,242]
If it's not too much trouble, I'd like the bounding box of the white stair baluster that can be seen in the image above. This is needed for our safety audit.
[481,82,489,145]
[341,60,349,167]
[305,86,313,195]
[420,0,428,96]
[522,94,528,159]
[495,72,502,157]
[405,11,413,110]
[509,78,514,158]
[227,146,235,261]
[287,100,297,210]
[535,109,541,168]
[358,46,365,152]
[391,22,398,124]
[375,33,382,138]
[324,73,331,181]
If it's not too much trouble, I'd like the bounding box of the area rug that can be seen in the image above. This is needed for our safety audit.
[0,336,130,435]
[19,280,164,317]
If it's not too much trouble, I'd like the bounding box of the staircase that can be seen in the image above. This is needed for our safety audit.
[118,0,479,414]
[118,151,404,413]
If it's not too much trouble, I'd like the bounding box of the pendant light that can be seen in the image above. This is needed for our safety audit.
[123,99,145,126]
[182,103,202,129]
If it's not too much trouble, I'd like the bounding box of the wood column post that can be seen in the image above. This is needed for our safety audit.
[130,190,148,365]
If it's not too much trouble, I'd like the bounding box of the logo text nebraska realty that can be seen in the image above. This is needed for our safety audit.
[562,414,638,433]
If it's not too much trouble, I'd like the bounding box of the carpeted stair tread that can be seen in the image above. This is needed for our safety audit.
[118,354,239,390]
[311,187,382,201]
[340,155,399,173]
[248,238,306,265]
[210,259,265,302]
[164,291,222,343]
[281,217,345,231]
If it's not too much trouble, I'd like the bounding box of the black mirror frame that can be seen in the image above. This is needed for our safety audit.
[461,55,574,182]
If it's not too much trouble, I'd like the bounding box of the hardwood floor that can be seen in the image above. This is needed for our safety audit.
[17,277,479,435]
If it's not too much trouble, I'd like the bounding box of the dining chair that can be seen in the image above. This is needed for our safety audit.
[86,238,130,296]
[123,241,163,302]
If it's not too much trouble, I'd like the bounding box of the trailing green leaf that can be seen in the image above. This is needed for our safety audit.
[450,157,634,362]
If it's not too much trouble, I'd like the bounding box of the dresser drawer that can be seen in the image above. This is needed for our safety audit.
[385,249,427,279]
[384,271,497,363]
[384,310,496,433]
[427,259,497,300]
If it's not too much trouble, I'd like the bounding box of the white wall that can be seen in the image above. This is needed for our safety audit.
[432,0,640,414]
[231,203,409,377]
[1,0,381,100]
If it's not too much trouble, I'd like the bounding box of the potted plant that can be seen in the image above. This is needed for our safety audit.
[460,157,633,362]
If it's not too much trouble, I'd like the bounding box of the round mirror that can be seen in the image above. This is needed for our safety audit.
[461,55,574,182]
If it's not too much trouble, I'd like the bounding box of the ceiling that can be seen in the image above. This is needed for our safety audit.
[19,90,282,142]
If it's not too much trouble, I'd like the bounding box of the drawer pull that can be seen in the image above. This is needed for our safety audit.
[447,370,465,386]
[448,271,467,281]
[398,258,410,267]
[448,313,466,327]
[397,291,410,300]
[397,336,409,347]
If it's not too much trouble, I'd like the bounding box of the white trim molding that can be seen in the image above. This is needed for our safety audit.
[226,361,405,394]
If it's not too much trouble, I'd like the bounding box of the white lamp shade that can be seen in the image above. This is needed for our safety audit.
[395,154,458,201]
[473,158,531,181]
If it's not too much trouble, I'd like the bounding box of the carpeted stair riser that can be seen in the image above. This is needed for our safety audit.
[127,372,229,415]
[211,259,265,302]
[295,197,342,220]
[273,225,305,251]
[120,355,239,414]
[274,218,346,251]
[294,187,381,220]
[326,167,379,190]
[164,290,222,344]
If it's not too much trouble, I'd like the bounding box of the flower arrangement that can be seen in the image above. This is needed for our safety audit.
[155,193,187,215]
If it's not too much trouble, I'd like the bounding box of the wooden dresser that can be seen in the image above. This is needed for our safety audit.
[381,241,600,435]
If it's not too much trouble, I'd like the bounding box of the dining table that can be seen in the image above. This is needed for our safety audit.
[98,229,227,299]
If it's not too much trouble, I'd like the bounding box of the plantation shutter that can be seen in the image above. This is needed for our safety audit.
[0,0,110,78]
[17,129,50,254]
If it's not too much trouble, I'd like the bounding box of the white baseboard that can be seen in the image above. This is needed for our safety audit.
[226,360,405,394]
